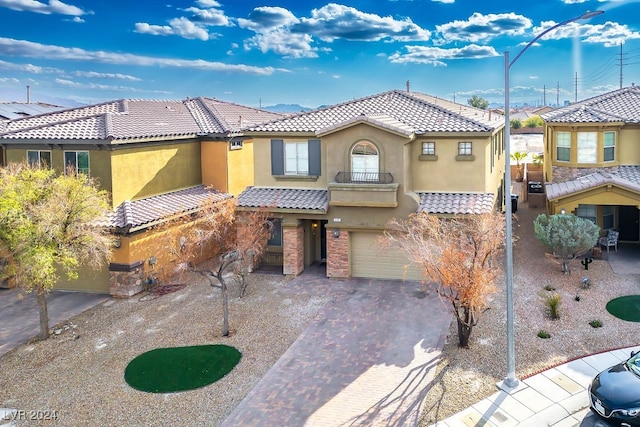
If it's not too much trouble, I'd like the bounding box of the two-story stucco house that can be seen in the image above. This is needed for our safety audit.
[0,98,283,295]
[541,85,640,243]
[236,89,506,280]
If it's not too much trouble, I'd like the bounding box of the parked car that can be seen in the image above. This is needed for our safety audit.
[589,350,640,426]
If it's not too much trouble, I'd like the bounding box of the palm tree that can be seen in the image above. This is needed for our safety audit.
[510,151,528,182]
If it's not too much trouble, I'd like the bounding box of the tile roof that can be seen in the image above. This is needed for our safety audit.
[0,98,283,142]
[236,187,328,213]
[109,185,231,232]
[247,90,503,135]
[186,97,283,135]
[545,166,640,200]
[542,85,640,124]
[417,192,496,215]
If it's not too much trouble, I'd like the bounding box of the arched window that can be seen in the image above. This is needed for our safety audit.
[351,141,379,181]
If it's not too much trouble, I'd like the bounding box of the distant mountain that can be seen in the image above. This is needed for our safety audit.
[263,103,313,113]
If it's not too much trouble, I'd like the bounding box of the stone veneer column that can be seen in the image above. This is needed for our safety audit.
[109,261,145,297]
[283,224,304,275]
[326,228,349,278]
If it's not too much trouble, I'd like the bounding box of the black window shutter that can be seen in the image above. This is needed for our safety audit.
[271,139,284,175]
[308,139,321,176]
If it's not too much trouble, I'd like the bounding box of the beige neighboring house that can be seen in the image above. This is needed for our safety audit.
[0,98,283,295]
[541,85,640,243]
[237,89,506,280]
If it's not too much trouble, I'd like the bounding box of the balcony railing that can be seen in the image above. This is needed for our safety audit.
[334,171,394,184]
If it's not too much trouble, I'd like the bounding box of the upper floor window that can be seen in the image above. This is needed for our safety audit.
[556,132,570,162]
[458,142,472,156]
[271,139,321,177]
[351,141,379,181]
[64,151,89,175]
[27,150,51,168]
[422,142,435,155]
[285,142,308,175]
[577,132,597,163]
[604,131,615,162]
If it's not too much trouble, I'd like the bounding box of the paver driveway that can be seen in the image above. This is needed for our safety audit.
[222,270,452,427]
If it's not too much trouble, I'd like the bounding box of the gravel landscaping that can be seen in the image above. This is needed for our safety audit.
[419,202,640,425]
[1,201,639,427]
[0,273,328,426]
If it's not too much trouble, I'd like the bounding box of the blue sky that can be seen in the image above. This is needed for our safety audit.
[0,0,639,109]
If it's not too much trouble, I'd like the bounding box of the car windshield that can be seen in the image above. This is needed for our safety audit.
[627,352,640,376]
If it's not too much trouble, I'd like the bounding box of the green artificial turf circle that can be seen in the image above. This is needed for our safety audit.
[606,295,640,322]
[124,344,241,393]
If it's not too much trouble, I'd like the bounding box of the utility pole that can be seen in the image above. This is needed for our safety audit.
[556,82,560,107]
[575,72,578,103]
[619,43,623,89]
[543,84,546,106]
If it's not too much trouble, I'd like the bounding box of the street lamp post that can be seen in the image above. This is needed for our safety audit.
[502,10,604,390]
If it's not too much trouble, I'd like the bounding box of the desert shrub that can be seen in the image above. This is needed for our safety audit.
[589,319,603,328]
[543,292,562,320]
[537,330,551,339]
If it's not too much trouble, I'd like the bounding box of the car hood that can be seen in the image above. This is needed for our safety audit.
[591,362,640,408]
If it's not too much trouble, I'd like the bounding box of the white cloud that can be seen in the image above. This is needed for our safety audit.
[238,4,431,58]
[54,78,172,94]
[389,44,500,65]
[0,0,86,16]
[72,71,141,81]
[135,0,233,41]
[0,37,289,75]
[0,77,20,83]
[432,0,455,3]
[436,12,532,43]
[135,17,210,41]
[0,59,62,74]
[534,20,640,48]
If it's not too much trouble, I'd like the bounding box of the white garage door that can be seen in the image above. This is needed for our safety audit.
[351,232,422,281]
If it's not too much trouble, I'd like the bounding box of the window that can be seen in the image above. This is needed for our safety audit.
[577,132,597,163]
[271,139,321,177]
[64,151,89,174]
[604,132,615,162]
[267,218,282,246]
[577,204,596,224]
[422,142,435,155]
[458,142,472,156]
[230,140,243,150]
[603,206,614,230]
[351,141,379,181]
[556,132,570,162]
[284,142,308,175]
[27,150,51,167]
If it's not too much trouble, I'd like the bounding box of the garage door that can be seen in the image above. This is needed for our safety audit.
[351,232,422,281]
[54,265,110,294]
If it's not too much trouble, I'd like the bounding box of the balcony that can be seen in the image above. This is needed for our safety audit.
[328,171,399,208]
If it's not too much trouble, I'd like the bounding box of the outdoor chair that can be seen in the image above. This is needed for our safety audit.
[599,229,619,255]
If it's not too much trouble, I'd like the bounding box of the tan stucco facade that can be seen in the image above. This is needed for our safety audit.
[248,120,504,279]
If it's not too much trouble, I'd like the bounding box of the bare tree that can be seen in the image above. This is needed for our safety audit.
[0,163,113,340]
[159,197,271,336]
[384,212,505,348]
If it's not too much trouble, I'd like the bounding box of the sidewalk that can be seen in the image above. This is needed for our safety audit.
[432,345,640,426]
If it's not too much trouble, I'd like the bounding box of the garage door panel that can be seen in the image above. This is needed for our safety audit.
[351,232,422,281]
[54,265,110,294]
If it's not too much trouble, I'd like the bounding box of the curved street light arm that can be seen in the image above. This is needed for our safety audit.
[509,10,604,68]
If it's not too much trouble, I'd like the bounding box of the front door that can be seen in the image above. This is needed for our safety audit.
[619,206,640,241]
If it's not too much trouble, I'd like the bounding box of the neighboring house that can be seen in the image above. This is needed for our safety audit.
[541,85,640,243]
[237,89,505,280]
[0,98,283,296]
